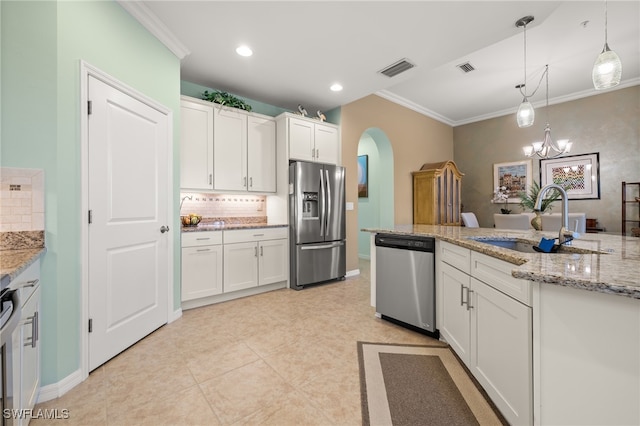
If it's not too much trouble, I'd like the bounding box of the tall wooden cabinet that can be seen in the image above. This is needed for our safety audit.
[412,160,464,225]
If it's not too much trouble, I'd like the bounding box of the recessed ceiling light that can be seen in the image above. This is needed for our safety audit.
[330,83,343,92]
[236,45,253,57]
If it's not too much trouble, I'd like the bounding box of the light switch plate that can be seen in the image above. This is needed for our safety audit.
[346,202,354,211]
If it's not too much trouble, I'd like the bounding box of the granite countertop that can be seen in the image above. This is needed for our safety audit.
[0,248,46,290]
[364,225,640,300]
[181,223,288,232]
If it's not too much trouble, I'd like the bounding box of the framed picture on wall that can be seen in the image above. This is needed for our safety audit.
[540,152,600,200]
[358,155,368,198]
[493,160,532,203]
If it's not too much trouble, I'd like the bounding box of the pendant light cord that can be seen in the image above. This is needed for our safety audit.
[518,20,546,99]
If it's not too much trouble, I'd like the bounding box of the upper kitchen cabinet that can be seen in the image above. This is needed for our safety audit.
[180,96,277,193]
[277,113,340,165]
[413,160,464,226]
[180,97,214,190]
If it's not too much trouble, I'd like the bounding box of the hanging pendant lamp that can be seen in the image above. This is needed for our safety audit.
[593,0,622,90]
[515,16,536,128]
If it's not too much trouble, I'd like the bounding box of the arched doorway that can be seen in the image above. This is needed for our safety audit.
[357,128,394,259]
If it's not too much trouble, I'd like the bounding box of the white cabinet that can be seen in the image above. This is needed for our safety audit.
[180,97,214,190]
[437,241,532,425]
[223,228,288,292]
[277,113,340,165]
[181,232,223,301]
[10,260,41,426]
[180,96,276,193]
[213,107,276,193]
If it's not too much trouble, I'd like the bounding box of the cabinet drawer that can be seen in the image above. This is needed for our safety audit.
[181,231,222,247]
[223,227,288,244]
[470,251,531,306]
[439,241,471,274]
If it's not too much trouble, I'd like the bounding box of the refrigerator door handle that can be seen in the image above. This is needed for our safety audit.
[300,241,344,250]
[325,169,331,236]
[319,168,325,237]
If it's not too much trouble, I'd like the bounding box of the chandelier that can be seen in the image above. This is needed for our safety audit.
[522,65,572,159]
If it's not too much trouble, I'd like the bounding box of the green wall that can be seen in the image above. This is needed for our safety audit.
[1,0,181,387]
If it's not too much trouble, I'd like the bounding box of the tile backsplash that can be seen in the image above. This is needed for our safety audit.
[180,192,266,221]
[0,167,45,232]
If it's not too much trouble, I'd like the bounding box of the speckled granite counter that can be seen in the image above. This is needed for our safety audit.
[181,223,288,232]
[364,225,640,300]
[0,231,46,290]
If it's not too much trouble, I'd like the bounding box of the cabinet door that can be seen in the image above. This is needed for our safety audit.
[20,285,41,414]
[180,100,213,189]
[224,242,258,292]
[181,245,223,301]
[247,116,276,193]
[288,118,314,161]
[314,124,339,165]
[470,278,532,426]
[439,262,471,366]
[258,239,288,285]
[214,108,247,191]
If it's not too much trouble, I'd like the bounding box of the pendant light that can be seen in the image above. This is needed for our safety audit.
[592,0,622,90]
[523,65,572,159]
[515,16,536,128]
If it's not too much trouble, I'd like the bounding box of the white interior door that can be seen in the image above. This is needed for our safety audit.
[87,75,169,370]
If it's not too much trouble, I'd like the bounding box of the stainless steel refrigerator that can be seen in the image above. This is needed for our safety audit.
[289,161,346,290]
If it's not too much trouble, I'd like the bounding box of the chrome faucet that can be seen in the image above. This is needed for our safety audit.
[534,184,574,245]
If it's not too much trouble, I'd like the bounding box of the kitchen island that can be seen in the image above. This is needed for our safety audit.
[365,225,639,426]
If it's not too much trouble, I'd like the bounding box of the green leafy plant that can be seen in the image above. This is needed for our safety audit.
[519,181,564,213]
[202,90,252,112]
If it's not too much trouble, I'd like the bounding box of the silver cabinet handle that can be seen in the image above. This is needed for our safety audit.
[460,284,466,306]
[260,246,263,256]
[254,246,258,257]
[209,174,212,185]
[160,225,170,233]
[249,177,253,188]
[196,237,210,241]
[16,279,39,289]
[23,311,38,348]
[253,234,264,237]
[316,148,319,159]
[467,289,474,310]
[196,248,211,252]
[244,177,247,188]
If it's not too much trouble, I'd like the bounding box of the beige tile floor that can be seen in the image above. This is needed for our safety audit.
[33,260,443,425]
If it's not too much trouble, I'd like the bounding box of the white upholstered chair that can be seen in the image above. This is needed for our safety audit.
[541,213,587,234]
[461,212,479,228]
[494,213,531,230]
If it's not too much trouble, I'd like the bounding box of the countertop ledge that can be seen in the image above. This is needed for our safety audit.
[364,225,640,300]
[181,223,288,232]
[1,247,46,290]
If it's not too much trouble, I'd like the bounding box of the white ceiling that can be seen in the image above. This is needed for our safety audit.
[127,1,640,126]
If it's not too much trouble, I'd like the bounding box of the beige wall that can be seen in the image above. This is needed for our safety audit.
[341,95,454,271]
[453,86,640,233]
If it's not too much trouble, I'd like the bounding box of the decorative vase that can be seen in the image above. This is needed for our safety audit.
[531,211,542,230]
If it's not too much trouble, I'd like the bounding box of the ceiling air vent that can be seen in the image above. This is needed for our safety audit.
[456,62,476,73]
[378,58,415,78]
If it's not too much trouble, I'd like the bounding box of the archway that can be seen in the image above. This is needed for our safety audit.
[357,128,394,259]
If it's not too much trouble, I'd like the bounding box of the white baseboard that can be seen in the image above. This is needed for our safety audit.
[169,307,182,323]
[37,368,83,403]
[346,269,360,278]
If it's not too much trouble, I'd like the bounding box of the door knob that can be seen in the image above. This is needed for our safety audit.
[160,225,170,233]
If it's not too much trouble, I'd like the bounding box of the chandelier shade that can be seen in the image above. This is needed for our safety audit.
[516,98,535,128]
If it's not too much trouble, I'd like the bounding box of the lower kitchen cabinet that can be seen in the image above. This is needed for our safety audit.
[223,229,288,292]
[9,259,41,426]
[181,227,288,309]
[438,241,532,425]
[181,232,223,301]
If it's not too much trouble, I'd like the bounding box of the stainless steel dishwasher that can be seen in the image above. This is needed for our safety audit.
[375,233,437,337]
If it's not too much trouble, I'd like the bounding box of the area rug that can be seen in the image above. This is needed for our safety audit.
[357,342,506,425]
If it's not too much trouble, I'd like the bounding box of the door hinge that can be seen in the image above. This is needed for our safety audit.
[88,100,92,115]
[88,318,93,333]
[88,210,92,224]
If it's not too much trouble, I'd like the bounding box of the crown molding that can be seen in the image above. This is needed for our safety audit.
[375,90,455,126]
[117,0,190,60]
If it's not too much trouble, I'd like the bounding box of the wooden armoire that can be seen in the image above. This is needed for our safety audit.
[412,160,464,225]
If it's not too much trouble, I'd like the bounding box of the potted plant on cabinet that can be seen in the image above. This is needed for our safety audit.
[518,181,564,230]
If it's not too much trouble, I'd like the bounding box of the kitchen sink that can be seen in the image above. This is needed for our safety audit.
[468,237,603,255]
